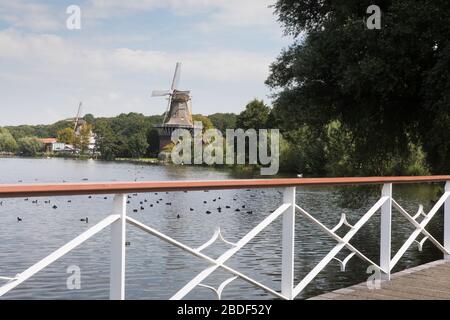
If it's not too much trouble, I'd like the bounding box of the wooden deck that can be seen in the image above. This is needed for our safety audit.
[310,260,450,300]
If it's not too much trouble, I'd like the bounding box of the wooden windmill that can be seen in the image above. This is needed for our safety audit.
[152,63,195,151]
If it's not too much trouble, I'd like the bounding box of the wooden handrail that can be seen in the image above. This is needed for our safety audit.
[0,176,449,198]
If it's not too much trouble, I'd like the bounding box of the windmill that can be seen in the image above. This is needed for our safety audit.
[152,62,193,127]
[152,63,195,152]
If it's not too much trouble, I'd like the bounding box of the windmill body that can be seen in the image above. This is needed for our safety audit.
[152,63,195,152]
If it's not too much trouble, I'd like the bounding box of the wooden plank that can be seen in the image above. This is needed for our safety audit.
[311,260,450,300]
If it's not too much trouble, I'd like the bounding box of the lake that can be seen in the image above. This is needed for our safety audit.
[0,157,444,299]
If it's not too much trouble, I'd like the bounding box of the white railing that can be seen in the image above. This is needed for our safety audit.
[0,177,449,300]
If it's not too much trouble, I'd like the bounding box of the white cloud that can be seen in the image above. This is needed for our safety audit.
[0,1,60,31]
[86,0,278,28]
[0,29,273,125]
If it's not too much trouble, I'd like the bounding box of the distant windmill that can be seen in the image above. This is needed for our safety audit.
[152,62,193,127]
[152,62,195,152]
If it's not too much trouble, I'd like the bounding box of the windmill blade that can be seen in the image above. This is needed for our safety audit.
[74,102,82,131]
[151,90,171,97]
[171,62,181,91]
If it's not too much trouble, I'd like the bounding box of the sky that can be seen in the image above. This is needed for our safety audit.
[0,0,291,126]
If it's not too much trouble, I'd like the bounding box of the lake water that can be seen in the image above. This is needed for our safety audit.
[0,157,445,300]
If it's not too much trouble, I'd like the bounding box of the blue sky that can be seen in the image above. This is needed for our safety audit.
[0,0,290,125]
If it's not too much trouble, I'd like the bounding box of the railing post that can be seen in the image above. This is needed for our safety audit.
[445,182,450,260]
[281,187,296,299]
[380,183,392,280]
[110,194,127,300]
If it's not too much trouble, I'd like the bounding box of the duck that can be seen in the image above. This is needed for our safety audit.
[177,214,181,219]
[80,217,89,223]
[17,217,22,222]
[52,205,58,209]
[206,211,212,214]
[190,208,194,211]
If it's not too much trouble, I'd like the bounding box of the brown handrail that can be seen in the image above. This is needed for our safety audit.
[0,176,449,198]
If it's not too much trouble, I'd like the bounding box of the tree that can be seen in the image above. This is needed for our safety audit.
[79,123,93,153]
[18,137,42,156]
[0,127,18,152]
[208,113,237,133]
[236,99,270,130]
[57,127,75,144]
[192,114,214,131]
[93,120,117,160]
[128,133,149,158]
[267,0,450,174]
[83,114,95,124]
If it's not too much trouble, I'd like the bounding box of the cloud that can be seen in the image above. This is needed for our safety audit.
[0,1,60,31]
[0,29,273,125]
[86,0,277,28]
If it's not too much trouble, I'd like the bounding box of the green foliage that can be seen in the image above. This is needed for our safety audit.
[208,113,237,133]
[17,137,42,156]
[236,99,270,130]
[268,0,450,175]
[94,119,117,160]
[128,133,149,158]
[92,113,163,159]
[192,114,214,131]
[78,123,93,153]
[57,127,75,144]
[0,127,18,152]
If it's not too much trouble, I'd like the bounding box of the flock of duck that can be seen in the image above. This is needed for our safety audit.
[7,185,266,223]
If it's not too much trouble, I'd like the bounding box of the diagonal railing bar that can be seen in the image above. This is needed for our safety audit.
[390,191,450,270]
[0,214,120,297]
[292,196,389,299]
[126,204,291,300]
[295,204,387,274]
[392,199,449,255]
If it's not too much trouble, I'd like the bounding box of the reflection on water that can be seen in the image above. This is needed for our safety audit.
[0,157,445,299]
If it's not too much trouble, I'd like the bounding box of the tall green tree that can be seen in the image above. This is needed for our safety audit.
[208,113,237,133]
[0,127,18,152]
[128,133,149,158]
[267,0,450,174]
[236,99,270,130]
[57,127,75,144]
[93,120,117,160]
[17,137,42,156]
